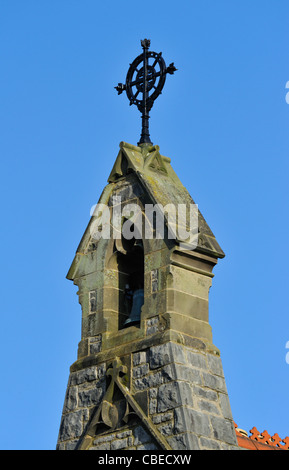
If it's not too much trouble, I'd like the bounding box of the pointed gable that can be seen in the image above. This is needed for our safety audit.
[109,142,224,255]
[67,141,224,282]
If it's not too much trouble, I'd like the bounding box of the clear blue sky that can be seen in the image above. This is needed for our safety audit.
[1,1,289,450]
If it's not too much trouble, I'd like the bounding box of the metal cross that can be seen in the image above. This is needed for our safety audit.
[115,39,177,145]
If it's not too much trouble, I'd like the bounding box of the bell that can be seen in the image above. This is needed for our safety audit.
[124,289,144,327]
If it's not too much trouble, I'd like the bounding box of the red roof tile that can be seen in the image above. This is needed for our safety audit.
[234,422,289,450]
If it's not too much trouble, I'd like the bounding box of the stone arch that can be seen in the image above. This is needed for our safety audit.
[105,216,146,331]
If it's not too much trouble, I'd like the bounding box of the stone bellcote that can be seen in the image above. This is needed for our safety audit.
[57,142,238,451]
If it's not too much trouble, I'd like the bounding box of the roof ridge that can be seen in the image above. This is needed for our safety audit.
[234,422,289,450]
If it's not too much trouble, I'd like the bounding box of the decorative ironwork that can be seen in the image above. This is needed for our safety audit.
[115,39,177,145]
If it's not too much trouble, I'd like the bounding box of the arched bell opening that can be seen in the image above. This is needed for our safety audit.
[116,238,144,330]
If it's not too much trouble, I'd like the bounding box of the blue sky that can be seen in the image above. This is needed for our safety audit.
[1,1,289,450]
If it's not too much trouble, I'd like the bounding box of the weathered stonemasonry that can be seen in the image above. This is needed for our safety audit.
[57,342,238,450]
[57,142,239,450]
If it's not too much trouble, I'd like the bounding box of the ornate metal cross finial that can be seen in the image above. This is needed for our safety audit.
[115,39,177,146]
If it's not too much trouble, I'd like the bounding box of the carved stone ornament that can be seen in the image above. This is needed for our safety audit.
[76,357,171,450]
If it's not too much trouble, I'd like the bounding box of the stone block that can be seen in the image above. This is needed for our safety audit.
[116,430,132,439]
[186,350,208,370]
[63,386,78,413]
[78,293,90,318]
[152,412,173,424]
[93,434,116,445]
[207,354,225,377]
[77,340,88,360]
[158,266,170,292]
[162,363,203,385]
[151,269,159,292]
[199,437,221,450]
[157,422,173,436]
[174,407,211,438]
[133,426,151,445]
[218,392,234,420]
[142,290,166,317]
[89,290,97,312]
[134,370,164,391]
[78,385,104,408]
[172,290,209,322]
[197,399,220,415]
[149,342,187,369]
[65,440,79,450]
[149,398,157,414]
[90,442,111,450]
[111,438,128,450]
[133,363,149,378]
[167,433,200,451]
[210,417,237,445]
[59,411,84,441]
[82,313,103,338]
[192,385,218,402]
[89,335,102,354]
[102,287,120,311]
[133,350,147,366]
[202,372,227,393]
[166,312,213,343]
[146,316,163,335]
[145,251,162,273]
[69,367,99,386]
[157,381,193,412]
[103,269,118,289]
[170,265,212,299]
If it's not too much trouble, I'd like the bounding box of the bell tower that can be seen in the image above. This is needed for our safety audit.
[57,41,239,451]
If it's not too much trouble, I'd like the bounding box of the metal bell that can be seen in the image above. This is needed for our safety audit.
[124,288,144,327]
